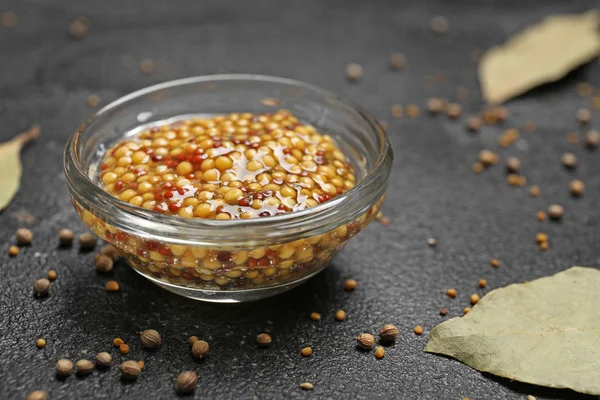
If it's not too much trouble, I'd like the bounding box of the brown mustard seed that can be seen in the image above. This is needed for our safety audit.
[188,335,199,345]
[548,204,564,220]
[427,238,437,247]
[430,15,449,33]
[561,152,578,169]
[499,128,520,147]
[300,382,314,390]
[569,179,585,197]
[540,241,549,251]
[490,258,500,268]
[479,150,499,166]
[26,390,46,400]
[584,130,600,149]
[16,228,33,245]
[391,104,404,118]
[58,229,74,246]
[356,333,375,349]
[301,347,313,357]
[576,82,593,97]
[36,338,46,348]
[380,216,390,226]
[390,53,406,69]
[470,294,480,305]
[507,174,527,187]
[439,308,448,316]
[463,307,471,315]
[192,340,210,358]
[406,104,420,118]
[310,312,321,321]
[140,329,161,349]
[106,281,120,292]
[47,270,57,281]
[472,162,484,174]
[478,279,487,289]
[9,245,19,256]
[120,344,130,354]
[345,62,363,81]
[34,279,50,296]
[505,157,521,173]
[375,346,385,359]
[529,185,540,198]
[567,132,579,144]
[536,211,547,221]
[576,108,592,124]
[344,279,357,291]
[176,371,198,393]
[426,98,445,114]
[120,360,141,379]
[75,359,94,376]
[256,333,272,347]
[335,310,346,321]
[140,58,155,74]
[413,325,423,335]
[379,324,399,342]
[138,361,145,370]
[68,17,88,38]
[101,244,120,261]
[446,103,463,119]
[113,338,124,347]
[56,359,73,376]
[95,254,114,273]
[87,94,100,108]
[446,288,457,298]
[467,116,482,132]
[536,232,548,244]
[79,232,97,250]
[95,352,112,368]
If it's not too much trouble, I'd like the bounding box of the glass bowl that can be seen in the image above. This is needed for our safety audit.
[64,75,392,302]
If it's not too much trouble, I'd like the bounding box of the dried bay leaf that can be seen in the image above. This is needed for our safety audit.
[479,11,600,104]
[0,126,40,211]
[425,267,600,395]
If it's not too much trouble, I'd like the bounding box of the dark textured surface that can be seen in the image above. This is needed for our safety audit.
[1,1,599,399]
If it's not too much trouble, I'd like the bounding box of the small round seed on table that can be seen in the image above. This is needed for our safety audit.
[356,333,375,349]
[16,228,33,245]
[176,371,198,393]
[375,346,385,359]
[75,359,94,376]
[79,232,97,250]
[301,347,313,357]
[140,329,161,349]
[120,360,141,379]
[335,310,346,321]
[56,359,73,376]
[192,340,210,358]
[344,279,357,291]
[379,324,399,342]
[95,352,112,368]
[36,338,46,348]
[26,390,47,400]
[34,279,50,296]
[58,229,74,246]
[256,333,272,347]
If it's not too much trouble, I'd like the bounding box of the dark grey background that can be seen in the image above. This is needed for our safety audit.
[1,0,599,399]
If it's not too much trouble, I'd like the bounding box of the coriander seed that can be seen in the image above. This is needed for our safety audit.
[439,308,448,316]
[569,179,585,197]
[427,238,437,247]
[548,204,564,220]
[106,281,120,292]
[300,382,314,390]
[344,279,357,291]
[56,359,73,376]
[16,228,33,245]
[505,157,521,173]
[9,245,19,256]
[75,359,94,375]
[36,338,46,348]
[34,279,50,296]
[379,324,399,342]
[426,98,445,114]
[301,347,313,357]
[470,294,480,305]
[26,390,46,400]
[256,333,272,347]
[310,312,321,321]
[119,344,130,354]
[375,346,385,359]
[58,229,74,246]
[95,352,112,368]
[345,62,363,81]
[176,371,198,393]
[356,333,375,349]
[335,310,346,321]
[413,325,423,335]
[490,258,500,268]
[479,150,499,166]
[467,117,482,132]
[79,232,96,250]
[478,279,487,288]
[140,329,161,349]
[446,103,462,119]
[192,340,210,358]
[95,254,114,273]
[446,288,457,298]
[101,244,120,261]
[188,335,199,345]
[120,360,141,379]
[389,53,406,69]
[584,130,600,149]
[561,152,577,169]
[576,108,591,124]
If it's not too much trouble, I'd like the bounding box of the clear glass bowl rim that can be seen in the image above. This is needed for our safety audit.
[64,74,393,246]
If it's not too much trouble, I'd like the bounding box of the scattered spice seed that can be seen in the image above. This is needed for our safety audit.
[391,104,404,118]
[561,152,578,169]
[106,281,120,292]
[95,352,112,368]
[446,288,457,298]
[439,308,448,316]
[472,162,484,174]
[567,132,579,144]
[345,62,363,81]
[499,128,519,147]
[36,338,46,348]
[16,228,33,245]
[34,279,50,296]
[406,104,420,118]
[380,216,390,226]
[58,229,74,246]
[529,185,540,198]
[26,390,46,400]
[375,346,385,359]
[467,116,482,132]
[140,329,161,349]
[463,307,471,315]
[344,279,357,291]
[427,238,437,247]
[479,150,499,166]
[548,204,564,220]
[87,94,100,108]
[176,371,198,393]
[95,254,113,273]
[119,344,130,354]
[335,310,346,321]
[536,211,546,221]
[192,340,210,358]
[523,121,536,133]
[139,58,155,75]
[188,336,199,345]
[584,130,600,149]
[536,233,548,244]
[379,324,399,342]
[539,241,549,251]
[120,360,141,379]
[9,245,19,256]
[256,333,272,347]
[569,179,585,197]
[113,338,124,347]
[478,279,487,289]
[507,173,526,187]
[490,258,500,268]
[430,15,449,33]
[470,294,480,305]
[310,312,321,321]
[413,325,423,335]
[505,157,521,173]
[390,53,406,69]
[79,232,96,250]
[576,82,593,97]
[0,11,17,27]
[260,97,280,107]
[576,108,592,124]
[301,347,313,357]
[100,244,120,262]
[300,382,314,390]
[56,359,73,376]
[356,333,375,349]
[137,360,145,370]
[446,103,463,119]
[426,98,445,114]
[75,359,94,376]
[456,86,469,101]
[68,17,88,38]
